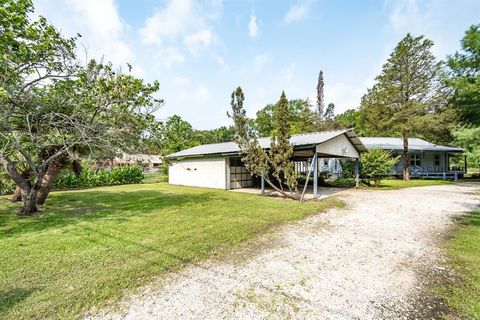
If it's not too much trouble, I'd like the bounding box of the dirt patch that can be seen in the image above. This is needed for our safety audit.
[86,184,480,320]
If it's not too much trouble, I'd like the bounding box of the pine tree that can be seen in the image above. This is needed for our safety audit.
[269,92,297,192]
[324,103,335,121]
[359,34,449,180]
[316,70,324,123]
[227,87,248,147]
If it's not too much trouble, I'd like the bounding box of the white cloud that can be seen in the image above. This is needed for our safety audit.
[324,82,363,114]
[173,77,190,86]
[284,2,310,24]
[383,0,477,57]
[281,63,296,81]
[387,0,429,35]
[248,13,260,37]
[184,29,217,55]
[154,47,186,68]
[194,85,210,103]
[139,0,195,45]
[139,0,222,58]
[254,53,269,72]
[213,54,230,71]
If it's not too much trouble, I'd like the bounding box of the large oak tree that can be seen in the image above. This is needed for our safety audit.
[0,0,161,215]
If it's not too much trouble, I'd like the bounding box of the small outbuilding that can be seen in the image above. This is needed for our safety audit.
[167,129,366,197]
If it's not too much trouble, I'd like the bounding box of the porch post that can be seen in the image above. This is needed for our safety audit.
[313,152,318,199]
[355,158,360,188]
[261,175,265,194]
[443,152,447,180]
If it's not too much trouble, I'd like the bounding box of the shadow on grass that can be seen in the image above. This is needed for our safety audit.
[0,188,217,238]
[455,210,480,227]
[0,288,37,315]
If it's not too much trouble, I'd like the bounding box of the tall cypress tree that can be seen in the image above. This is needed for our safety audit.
[316,70,325,123]
[269,91,297,192]
[359,34,449,180]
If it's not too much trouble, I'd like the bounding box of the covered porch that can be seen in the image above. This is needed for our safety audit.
[392,150,467,180]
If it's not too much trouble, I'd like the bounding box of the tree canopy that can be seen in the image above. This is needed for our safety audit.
[0,0,161,215]
[359,33,452,179]
[254,98,317,136]
[447,24,480,125]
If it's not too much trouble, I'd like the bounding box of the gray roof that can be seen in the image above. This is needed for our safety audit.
[359,137,464,152]
[168,129,365,158]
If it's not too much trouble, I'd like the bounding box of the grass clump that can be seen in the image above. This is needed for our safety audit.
[437,210,480,319]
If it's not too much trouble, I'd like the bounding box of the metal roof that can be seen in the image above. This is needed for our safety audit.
[359,137,464,152]
[167,129,366,158]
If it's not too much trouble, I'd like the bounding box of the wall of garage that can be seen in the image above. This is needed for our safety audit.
[169,157,228,189]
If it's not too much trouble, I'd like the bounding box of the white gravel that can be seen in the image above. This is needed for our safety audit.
[87,184,479,320]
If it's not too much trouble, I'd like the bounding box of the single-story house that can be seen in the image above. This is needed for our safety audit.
[167,129,365,198]
[113,153,163,169]
[359,137,466,179]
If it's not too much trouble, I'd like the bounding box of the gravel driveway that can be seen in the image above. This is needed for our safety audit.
[88,184,479,320]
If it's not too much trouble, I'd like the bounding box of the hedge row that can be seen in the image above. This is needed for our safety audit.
[54,166,145,189]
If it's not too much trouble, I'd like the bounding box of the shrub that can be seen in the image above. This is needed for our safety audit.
[453,127,480,169]
[360,149,399,187]
[340,159,356,178]
[0,176,15,195]
[54,166,144,189]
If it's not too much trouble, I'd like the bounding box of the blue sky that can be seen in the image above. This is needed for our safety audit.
[34,0,480,129]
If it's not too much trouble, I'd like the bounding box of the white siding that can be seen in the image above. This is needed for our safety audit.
[316,134,359,158]
[421,151,447,171]
[169,157,227,189]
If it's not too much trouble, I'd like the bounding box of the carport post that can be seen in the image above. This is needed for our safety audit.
[355,159,360,188]
[261,175,265,194]
[313,153,318,198]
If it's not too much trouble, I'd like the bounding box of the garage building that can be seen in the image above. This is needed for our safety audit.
[167,129,366,197]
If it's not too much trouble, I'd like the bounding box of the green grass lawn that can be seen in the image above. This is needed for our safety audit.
[142,171,167,183]
[375,178,454,190]
[438,210,480,319]
[0,183,343,320]
[327,177,454,190]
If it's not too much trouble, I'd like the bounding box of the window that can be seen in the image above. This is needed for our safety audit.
[410,154,421,166]
[323,160,329,166]
[434,154,441,166]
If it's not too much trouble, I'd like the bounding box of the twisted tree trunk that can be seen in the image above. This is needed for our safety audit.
[36,158,66,205]
[9,171,30,202]
[17,187,39,216]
